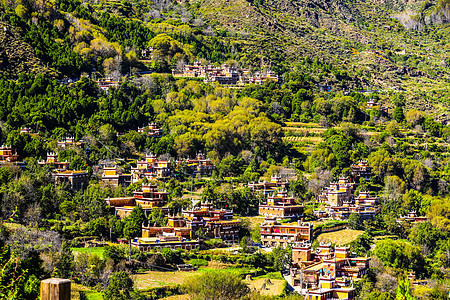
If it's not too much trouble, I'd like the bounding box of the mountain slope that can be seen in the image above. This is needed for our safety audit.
[0,21,57,78]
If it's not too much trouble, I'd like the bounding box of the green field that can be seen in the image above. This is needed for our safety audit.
[81,291,104,300]
[71,247,106,259]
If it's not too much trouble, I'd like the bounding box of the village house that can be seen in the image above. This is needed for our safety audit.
[0,145,19,162]
[131,202,241,251]
[51,170,89,191]
[131,235,199,251]
[94,77,121,91]
[239,70,279,85]
[131,153,172,183]
[366,98,379,109]
[57,135,84,148]
[396,211,427,223]
[318,177,356,207]
[142,215,192,239]
[102,166,132,188]
[248,175,290,196]
[289,242,370,300]
[206,65,239,85]
[137,123,163,138]
[259,218,313,248]
[259,190,304,219]
[38,152,69,171]
[20,127,32,134]
[366,98,388,115]
[176,153,215,177]
[104,183,170,218]
[173,61,220,79]
[351,160,372,181]
[182,202,241,241]
[133,184,169,207]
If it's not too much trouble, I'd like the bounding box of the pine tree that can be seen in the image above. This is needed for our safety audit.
[58,241,74,279]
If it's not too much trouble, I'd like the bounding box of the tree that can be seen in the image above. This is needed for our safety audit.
[393,107,405,123]
[348,213,361,230]
[104,271,134,300]
[395,275,414,300]
[408,222,442,253]
[386,121,400,137]
[351,233,372,255]
[374,239,426,277]
[183,270,250,300]
[15,4,29,19]
[58,241,74,279]
[270,246,292,271]
[123,205,145,261]
[406,109,424,126]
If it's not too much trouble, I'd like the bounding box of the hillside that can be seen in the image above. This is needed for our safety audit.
[0,21,57,78]
[196,0,450,116]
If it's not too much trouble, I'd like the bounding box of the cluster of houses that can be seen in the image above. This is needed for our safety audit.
[0,141,390,299]
[102,152,215,187]
[248,175,290,196]
[105,187,242,251]
[6,141,377,299]
[314,161,381,221]
[172,62,279,85]
[134,202,241,251]
[289,242,370,299]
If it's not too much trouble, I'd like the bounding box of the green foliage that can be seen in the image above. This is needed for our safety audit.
[348,213,362,230]
[408,222,443,253]
[269,246,292,271]
[182,269,250,300]
[160,248,182,265]
[57,241,74,279]
[351,233,372,256]
[374,239,427,277]
[148,208,167,227]
[395,275,415,300]
[103,271,134,300]
[188,259,208,267]
[393,107,405,123]
[0,244,44,300]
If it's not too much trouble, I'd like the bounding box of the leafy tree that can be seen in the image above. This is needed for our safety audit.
[351,233,372,255]
[348,213,362,230]
[217,155,245,178]
[148,208,167,227]
[160,248,181,265]
[183,270,250,300]
[122,206,146,261]
[270,246,292,271]
[408,222,442,253]
[374,239,427,277]
[104,271,134,300]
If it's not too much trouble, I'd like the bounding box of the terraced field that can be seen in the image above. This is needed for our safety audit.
[317,229,365,245]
